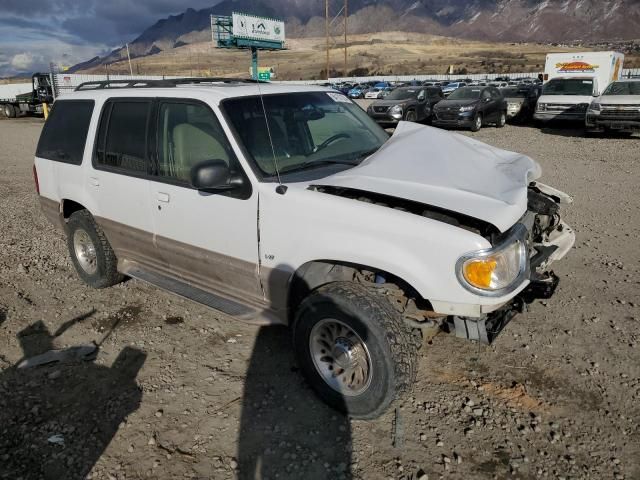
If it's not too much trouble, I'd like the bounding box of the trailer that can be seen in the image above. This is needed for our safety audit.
[0,73,54,118]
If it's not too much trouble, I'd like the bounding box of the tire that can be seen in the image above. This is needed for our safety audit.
[3,104,16,118]
[405,110,417,122]
[293,281,417,419]
[66,210,124,289]
[497,111,506,128]
[471,113,482,132]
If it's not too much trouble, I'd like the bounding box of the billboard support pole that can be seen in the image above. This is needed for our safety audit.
[251,47,259,80]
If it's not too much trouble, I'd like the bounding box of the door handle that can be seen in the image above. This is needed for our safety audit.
[89,177,99,187]
[157,192,170,203]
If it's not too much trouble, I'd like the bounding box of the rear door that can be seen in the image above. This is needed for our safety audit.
[91,98,159,268]
[148,99,261,303]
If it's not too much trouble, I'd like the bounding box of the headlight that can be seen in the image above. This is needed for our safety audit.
[537,103,546,111]
[390,104,403,119]
[588,102,601,112]
[456,225,528,295]
[459,105,475,112]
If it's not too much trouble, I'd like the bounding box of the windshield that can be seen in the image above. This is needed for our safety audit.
[603,81,640,96]
[223,91,389,177]
[385,88,419,100]
[447,88,481,100]
[543,79,594,96]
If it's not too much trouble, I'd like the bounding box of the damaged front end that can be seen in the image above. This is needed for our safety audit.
[451,182,575,344]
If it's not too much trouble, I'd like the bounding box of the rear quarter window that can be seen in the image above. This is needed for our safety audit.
[36,100,94,165]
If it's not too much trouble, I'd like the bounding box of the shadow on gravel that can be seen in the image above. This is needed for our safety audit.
[0,315,146,480]
[237,326,353,480]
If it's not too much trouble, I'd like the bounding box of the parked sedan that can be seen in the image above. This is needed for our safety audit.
[364,87,391,99]
[432,86,507,131]
[348,84,369,99]
[366,86,444,127]
[442,82,467,96]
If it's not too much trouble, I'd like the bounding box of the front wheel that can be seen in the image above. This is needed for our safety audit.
[471,113,482,132]
[497,111,506,128]
[293,282,417,419]
[404,110,417,122]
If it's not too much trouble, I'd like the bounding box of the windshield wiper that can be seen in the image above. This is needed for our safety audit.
[278,158,361,174]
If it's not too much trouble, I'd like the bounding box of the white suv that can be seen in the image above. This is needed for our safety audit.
[34,78,575,418]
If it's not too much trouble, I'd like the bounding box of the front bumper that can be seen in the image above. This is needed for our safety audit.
[586,114,640,132]
[451,216,575,344]
[534,111,585,122]
[432,113,475,129]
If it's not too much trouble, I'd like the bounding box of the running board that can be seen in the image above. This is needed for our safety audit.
[127,267,255,318]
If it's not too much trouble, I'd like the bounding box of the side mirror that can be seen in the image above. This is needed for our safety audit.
[190,160,243,192]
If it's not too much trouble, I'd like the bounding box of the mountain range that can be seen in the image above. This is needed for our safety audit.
[71,0,640,72]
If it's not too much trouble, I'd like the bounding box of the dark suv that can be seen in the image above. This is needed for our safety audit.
[432,86,507,132]
[366,86,443,127]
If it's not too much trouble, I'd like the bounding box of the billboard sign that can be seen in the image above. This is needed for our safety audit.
[232,12,285,44]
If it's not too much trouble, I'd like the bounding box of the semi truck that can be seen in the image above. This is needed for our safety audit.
[0,73,54,118]
[534,51,624,124]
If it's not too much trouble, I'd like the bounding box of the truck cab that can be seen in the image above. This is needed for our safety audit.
[534,51,624,124]
[1,73,54,118]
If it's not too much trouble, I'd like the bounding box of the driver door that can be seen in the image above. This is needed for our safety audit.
[481,89,497,122]
[149,99,262,303]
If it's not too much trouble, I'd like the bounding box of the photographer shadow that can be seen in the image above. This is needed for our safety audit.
[237,267,354,480]
[0,310,146,480]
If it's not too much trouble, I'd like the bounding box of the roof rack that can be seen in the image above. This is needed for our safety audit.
[74,77,259,91]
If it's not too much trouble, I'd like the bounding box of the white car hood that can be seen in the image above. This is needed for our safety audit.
[316,122,541,232]
[597,95,640,105]
[538,94,592,104]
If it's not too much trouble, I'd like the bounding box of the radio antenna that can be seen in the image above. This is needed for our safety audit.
[256,80,283,188]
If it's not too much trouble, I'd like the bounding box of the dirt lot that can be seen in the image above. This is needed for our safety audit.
[1,114,639,480]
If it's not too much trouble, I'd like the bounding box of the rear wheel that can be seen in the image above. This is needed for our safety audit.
[293,282,417,419]
[471,113,482,132]
[66,210,124,289]
[3,104,16,118]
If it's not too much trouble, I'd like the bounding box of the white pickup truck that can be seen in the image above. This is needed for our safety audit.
[535,51,624,124]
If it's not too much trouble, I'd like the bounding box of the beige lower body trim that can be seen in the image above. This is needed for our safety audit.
[95,216,288,325]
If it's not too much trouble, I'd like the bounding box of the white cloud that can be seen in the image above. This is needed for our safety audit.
[11,52,38,70]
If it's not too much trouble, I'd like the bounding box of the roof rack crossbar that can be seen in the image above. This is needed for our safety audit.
[74,77,259,91]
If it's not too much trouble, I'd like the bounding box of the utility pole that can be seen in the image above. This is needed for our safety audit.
[325,0,330,80]
[125,43,133,75]
[344,0,348,76]
[325,0,349,80]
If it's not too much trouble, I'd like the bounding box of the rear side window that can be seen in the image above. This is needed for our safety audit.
[36,100,94,165]
[95,100,151,174]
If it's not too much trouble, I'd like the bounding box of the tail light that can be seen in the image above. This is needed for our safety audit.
[33,164,40,195]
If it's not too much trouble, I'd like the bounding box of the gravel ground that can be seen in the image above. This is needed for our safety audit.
[1,112,639,480]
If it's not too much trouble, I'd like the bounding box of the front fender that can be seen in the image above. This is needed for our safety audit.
[258,185,509,316]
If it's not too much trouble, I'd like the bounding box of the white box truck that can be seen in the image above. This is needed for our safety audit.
[534,51,624,123]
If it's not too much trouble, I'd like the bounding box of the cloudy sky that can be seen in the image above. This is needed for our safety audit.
[0,0,219,77]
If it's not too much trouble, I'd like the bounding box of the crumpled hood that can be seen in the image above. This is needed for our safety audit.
[316,121,541,232]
